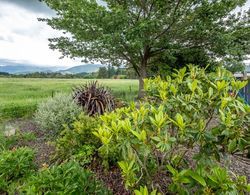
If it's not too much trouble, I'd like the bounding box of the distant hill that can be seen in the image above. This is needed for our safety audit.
[0,64,103,74]
[0,65,61,74]
[59,64,104,74]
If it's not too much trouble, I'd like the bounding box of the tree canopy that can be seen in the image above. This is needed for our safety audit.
[41,0,250,97]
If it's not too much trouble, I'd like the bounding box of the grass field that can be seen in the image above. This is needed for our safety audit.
[0,78,138,119]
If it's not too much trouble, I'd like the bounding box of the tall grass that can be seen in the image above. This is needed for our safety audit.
[0,78,138,119]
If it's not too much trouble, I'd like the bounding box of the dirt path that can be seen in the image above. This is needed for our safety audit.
[10,119,55,167]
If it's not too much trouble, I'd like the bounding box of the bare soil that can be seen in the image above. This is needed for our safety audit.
[9,119,55,168]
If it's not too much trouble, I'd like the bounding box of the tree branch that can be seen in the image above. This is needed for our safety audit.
[120,51,140,76]
[153,0,182,41]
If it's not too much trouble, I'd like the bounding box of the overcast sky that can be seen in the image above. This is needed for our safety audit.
[0,0,83,67]
[0,0,249,68]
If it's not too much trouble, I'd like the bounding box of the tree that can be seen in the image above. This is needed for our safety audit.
[41,0,250,97]
[107,65,116,78]
[97,67,108,78]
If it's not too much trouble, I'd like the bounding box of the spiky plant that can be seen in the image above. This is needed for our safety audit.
[73,81,115,116]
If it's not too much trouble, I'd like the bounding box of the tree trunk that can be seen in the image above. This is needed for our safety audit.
[138,64,147,99]
[137,46,150,99]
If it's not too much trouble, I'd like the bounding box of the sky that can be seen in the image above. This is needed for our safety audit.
[0,0,249,68]
[0,0,83,67]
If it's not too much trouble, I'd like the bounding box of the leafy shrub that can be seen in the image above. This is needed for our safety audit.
[167,165,250,194]
[0,147,35,192]
[73,81,115,116]
[21,161,111,195]
[53,114,100,165]
[34,93,82,136]
[94,65,250,193]
[70,145,96,166]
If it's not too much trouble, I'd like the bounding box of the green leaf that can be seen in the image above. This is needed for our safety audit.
[131,130,141,140]
[141,130,147,142]
[188,79,198,92]
[151,136,161,142]
[175,113,185,130]
[179,177,191,184]
[208,87,213,97]
[228,139,237,153]
[187,170,206,187]
[167,165,178,175]
[247,184,250,192]
[216,80,227,91]
[134,190,142,195]
[118,161,127,171]
[170,85,178,95]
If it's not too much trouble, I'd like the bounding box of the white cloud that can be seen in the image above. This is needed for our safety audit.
[0,1,82,67]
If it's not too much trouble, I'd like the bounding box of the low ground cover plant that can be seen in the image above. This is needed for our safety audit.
[0,147,35,193]
[0,132,110,194]
[166,165,249,194]
[34,93,82,137]
[0,130,36,152]
[94,65,250,193]
[21,161,111,195]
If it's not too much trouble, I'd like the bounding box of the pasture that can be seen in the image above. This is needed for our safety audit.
[0,78,138,119]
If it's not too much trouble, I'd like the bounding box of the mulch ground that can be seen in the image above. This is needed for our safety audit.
[11,119,55,168]
[10,119,129,194]
[89,159,130,195]
[8,119,250,194]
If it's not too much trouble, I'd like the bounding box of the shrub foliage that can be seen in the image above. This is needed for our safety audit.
[0,147,35,192]
[34,93,82,136]
[94,65,250,193]
[21,161,111,195]
[53,114,100,165]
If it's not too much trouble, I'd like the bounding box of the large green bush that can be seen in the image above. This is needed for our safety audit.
[94,66,250,193]
[21,161,111,195]
[52,114,100,165]
[34,93,82,136]
[0,147,35,193]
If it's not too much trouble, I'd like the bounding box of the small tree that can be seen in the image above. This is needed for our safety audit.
[97,67,108,78]
[41,0,250,97]
[107,65,116,78]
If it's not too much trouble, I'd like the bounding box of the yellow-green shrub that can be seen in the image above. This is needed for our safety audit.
[94,65,250,193]
[52,114,100,165]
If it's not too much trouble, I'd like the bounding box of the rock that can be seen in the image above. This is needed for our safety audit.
[4,124,16,136]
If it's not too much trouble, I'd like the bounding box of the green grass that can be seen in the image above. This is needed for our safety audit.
[0,78,138,119]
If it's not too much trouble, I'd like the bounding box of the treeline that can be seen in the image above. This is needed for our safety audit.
[97,66,137,79]
[0,67,137,79]
[0,72,91,79]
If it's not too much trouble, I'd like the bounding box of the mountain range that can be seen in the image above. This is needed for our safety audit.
[0,64,104,74]
[59,64,103,74]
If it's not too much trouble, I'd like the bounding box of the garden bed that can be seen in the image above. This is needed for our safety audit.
[5,118,250,194]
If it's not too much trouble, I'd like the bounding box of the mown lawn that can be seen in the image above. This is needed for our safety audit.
[0,78,138,119]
